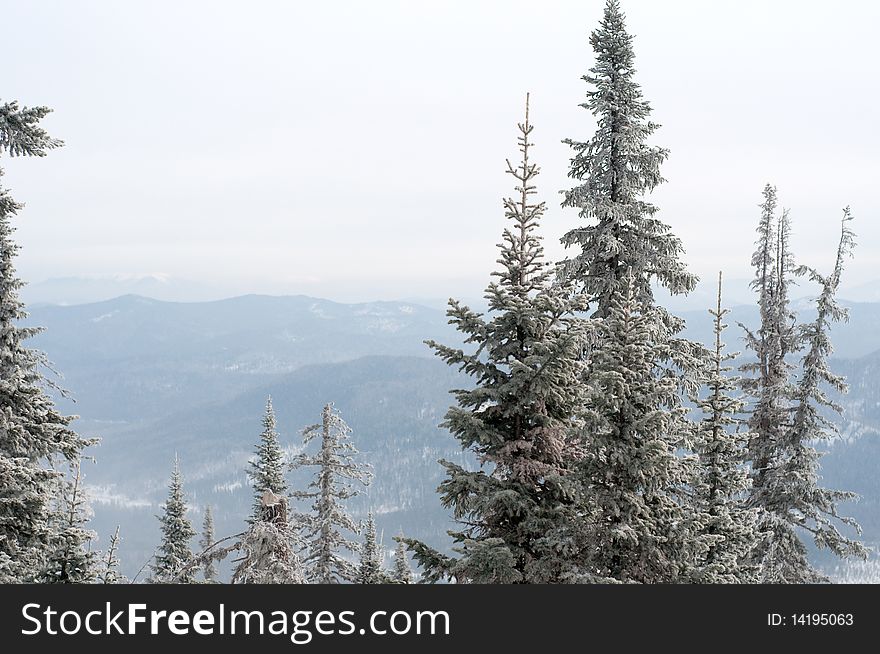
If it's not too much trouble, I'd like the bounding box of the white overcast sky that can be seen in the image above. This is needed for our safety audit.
[3,0,878,303]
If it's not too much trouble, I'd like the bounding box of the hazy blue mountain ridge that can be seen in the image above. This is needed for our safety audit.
[23,293,880,579]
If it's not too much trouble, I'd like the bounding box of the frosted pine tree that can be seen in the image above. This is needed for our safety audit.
[232,491,305,584]
[200,506,217,582]
[40,462,98,583]
[689,273,758,583]
[739,187,806,580]
[392,536,413,584]
[741,186,799,506]
[357,512,384,584]
[1,101,90,581]
[560,0,696,315]
[759,210,866,581]
[741,190,866,581]
[151,457,196,583]
[556,4,705,582]
[405,97,589,583]
[248,396,288,522]
[291,404,372,583]
[575,277,695,583]
[97,526,124,584]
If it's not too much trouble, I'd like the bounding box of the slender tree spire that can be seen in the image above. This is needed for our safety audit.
[97,526,124,584]
[690,272,758,583]
[741,186,795,500]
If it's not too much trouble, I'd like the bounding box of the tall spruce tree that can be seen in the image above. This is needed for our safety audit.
[248,396,288,522]
[40,462,98,583]
[741,188,806,581]
[405,97,589,583]
[689,273,758,583]
[741,186,799,507]
[357,512,384,584]
[291,404,372,583]
[152,457,196,583]
[1,101,90,582]
[560,0,696,316]
[555,3,705,582]
[574,277,695,583]
[200,505,217,582]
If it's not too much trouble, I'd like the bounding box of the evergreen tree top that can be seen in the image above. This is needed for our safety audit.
[560,0,695,312]
[249,395,288,521]
[358,511,384,584]
[41,462,99,583]
[495,93,550,295]
[392,535,413,584]
[292,403,372,583]
[98,526,124,584]
[153,456,196,583]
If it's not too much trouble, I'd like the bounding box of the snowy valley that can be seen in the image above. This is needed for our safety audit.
[26,292,880,580]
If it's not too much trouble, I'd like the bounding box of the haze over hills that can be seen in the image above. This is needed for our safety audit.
[22,274,229,306]
[25,292,880,579]
[24,273,880,313]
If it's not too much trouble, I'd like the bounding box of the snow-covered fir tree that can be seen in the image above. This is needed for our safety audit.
[782,209,866,566]
[40,462,98,583]
[1,101,91,582]
[248,396,288,522]
[741,186,799,511]
[689,273,759,583]
[97,526,124,584]
[740,187,807,582]
[741,189,866,581]
[405,97,589,584]
[232,490,305,584]
[761,209,865,581]
[559,0,696,316]
[151,457,196,583]
[291,404,372,583]
[357,512,384,584]
[574,277,696,583]
[392,537,413,584]
[200,505,217,582]
[552,3,706,582]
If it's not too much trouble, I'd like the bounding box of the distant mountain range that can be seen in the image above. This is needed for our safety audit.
[22,274,229,306]
[24,292,880,580]
[23,273,880,311]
